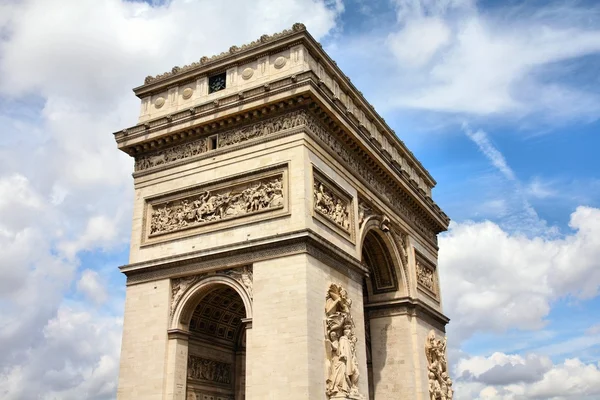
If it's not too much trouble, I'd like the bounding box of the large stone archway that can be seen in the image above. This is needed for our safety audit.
[360,226,407,400]
[166,273,253,400]
[186,285,247,400]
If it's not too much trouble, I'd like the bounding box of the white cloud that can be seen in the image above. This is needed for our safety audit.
[0,306,123,400]
[387,16,451,68]
[439,206,600,343]
[329,1,600,123]
[77,269,108,304]
[454,352,600,400]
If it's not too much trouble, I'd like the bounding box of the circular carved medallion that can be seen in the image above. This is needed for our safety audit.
[182,87,193,99]
[155,96,165,108]
[241,67,254,80]
[274,56,287,69]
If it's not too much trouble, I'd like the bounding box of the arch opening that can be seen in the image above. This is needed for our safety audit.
[360,229,403,400]
[185,284,248,400]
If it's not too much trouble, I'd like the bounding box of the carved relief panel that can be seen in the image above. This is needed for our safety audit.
[415,253,439,301]
[312,168,354,242]
[143,164,288,245]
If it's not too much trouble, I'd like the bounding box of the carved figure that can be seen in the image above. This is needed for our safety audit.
[325,284,364,399]
[223,266,253,299]
[188,355,232,384]
[417,261,436,293]
[171,275,203,315]
[425,330,452,400]
[325,331,349,396]
[150,176,283,236]
[314,181,350,231]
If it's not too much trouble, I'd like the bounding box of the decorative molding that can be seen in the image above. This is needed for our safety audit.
[305,111,439,243]
[170,265,253,319]
[123,230,367,285]
[325,283,365,400]
[143,23,306,85]
[187,354,232,385]
[364,297,449,332]
[134,109,308,172]
[425,330,453,400]
[313,169,353,238]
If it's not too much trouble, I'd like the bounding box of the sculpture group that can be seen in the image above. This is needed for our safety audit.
[314,182,350,231]
[150,177,283,235]
[425,330,453,400]
[187,355,232,384]
[324,284,364,399]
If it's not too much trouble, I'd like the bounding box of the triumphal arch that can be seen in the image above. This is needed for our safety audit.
[113,23,452,400]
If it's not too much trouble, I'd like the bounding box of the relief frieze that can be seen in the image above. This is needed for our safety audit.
[304,113,438,243]
[187,355,232,385]
[416,255,438,299]
[314,178,351,232]
[136,105,438,243]
[135,109,308,171]
[148,174,284,237]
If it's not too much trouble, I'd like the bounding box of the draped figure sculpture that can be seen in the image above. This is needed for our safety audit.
[325,284,364,399]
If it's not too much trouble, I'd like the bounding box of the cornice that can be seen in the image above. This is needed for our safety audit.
[121,229,368,285]
[365,297,450,331]
[128,23,435,192]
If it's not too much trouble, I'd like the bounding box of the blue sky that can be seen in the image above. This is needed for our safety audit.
[0,0,599,399]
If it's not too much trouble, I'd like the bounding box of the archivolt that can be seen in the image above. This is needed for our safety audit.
[170,274,253,331]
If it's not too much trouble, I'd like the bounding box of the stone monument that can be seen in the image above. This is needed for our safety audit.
[113,23,451,400]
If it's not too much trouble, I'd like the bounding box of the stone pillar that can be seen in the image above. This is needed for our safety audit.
[239,318,252,400]
[165,329,190,400]
[117,279,170,400]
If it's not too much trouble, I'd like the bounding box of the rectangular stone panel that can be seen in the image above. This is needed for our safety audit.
[142,163,289,245]
[415,252,439,302]
[312,166,354,242]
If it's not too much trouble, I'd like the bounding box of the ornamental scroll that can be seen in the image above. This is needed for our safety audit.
[148,173,284,237]
[425,330,453,400]
[325,284,364,400]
